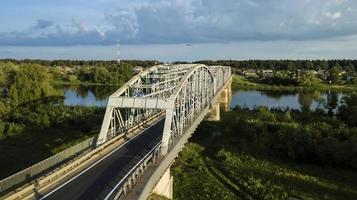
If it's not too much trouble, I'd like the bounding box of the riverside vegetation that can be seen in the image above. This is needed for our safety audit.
[171,94,357,200]
[0,60,140,179]
[196,60,357,92]
[232,75,357,92]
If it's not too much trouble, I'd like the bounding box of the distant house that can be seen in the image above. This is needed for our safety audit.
[317,70,329,80]
[242,69,258,78]
[132,66,143,75]
[262,69,274,77]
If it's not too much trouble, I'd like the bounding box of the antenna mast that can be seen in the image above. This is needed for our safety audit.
[116,40,121,65]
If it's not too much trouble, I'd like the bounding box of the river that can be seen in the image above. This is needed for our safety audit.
[61,85,346,111]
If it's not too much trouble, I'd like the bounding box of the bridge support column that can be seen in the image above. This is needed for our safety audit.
[220,85,232,112]
[206,103,220,121]
[205,78,232,121]
[220,89,229,112]
[152,166,173,199]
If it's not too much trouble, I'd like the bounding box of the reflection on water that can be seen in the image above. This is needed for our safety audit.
[57,85,117,107]
[58,85,347,111]
[230,90,346,111]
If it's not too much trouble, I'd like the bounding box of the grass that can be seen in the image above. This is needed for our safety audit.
[171,110,357,200]
[173,140,357,200]
[232,75,357,92]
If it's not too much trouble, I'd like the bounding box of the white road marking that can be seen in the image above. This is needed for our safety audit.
[40,119,163,200]
[104,142,161,200]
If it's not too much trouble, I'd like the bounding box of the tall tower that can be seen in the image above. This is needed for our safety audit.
[116,40,121,65]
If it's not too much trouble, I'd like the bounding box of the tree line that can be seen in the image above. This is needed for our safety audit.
[193,59,357,72]
[0,59,161,69]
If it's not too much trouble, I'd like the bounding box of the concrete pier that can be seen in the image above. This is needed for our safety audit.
[152,167,173,199]
[206,79,232,121]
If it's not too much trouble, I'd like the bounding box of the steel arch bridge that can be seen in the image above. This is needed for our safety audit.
[97,64,231,155]
[0,64,232,200]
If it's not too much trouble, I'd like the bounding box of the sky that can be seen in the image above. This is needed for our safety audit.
[0,0,357,61]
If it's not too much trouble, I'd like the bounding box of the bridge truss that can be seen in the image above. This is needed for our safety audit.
[97,64,231,155]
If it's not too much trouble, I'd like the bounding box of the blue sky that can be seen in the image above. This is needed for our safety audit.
[1,0,357,60]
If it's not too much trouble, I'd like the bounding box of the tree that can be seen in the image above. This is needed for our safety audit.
[8,64,58,106]
[329,63,342,83]
[298,71,318,86]
[287,62,296,72]
[305,61,314,70]
[93,67,112,84]
[0,62,17,87]
[298,92,313,112]
[319,60,329,70]
[118,63,133,83]
[346,63,355,76]
[338,93,357,127]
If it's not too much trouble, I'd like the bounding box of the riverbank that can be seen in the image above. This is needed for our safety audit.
[172,108,357,200]
[51,80,121,87]
[233,75,357,92]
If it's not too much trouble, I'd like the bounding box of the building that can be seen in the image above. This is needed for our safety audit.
[261,69,274,77]
[241,69,258,78]
[317,70,329,80]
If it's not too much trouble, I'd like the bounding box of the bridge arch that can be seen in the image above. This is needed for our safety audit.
[97,64,204,145]
[160,65,215,155]
[96,64,231,152]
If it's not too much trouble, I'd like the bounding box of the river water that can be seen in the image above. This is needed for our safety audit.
[230,90,345,111]
[61,85,346,111]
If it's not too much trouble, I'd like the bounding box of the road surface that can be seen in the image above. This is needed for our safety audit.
[41,119,164,200]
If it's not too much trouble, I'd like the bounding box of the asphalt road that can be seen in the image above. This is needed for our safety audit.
[41,119,164,200]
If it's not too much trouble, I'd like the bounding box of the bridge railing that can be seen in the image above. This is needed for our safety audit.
[0,137,96,194]
[110,142,162,200]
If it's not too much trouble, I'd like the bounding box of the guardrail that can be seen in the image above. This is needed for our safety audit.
[109,142,162,200]
[0,137,96,194]
[0,111,165,196]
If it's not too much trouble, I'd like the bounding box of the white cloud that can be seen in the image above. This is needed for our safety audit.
[1,0,357,45]
[324,12,342,20]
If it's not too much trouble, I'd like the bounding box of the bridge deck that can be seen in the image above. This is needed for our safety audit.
[41,120,164,200]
